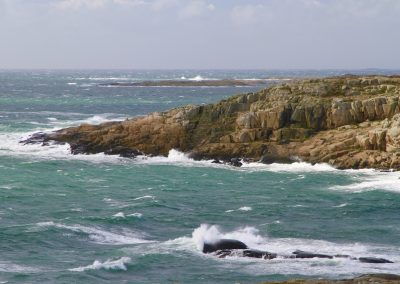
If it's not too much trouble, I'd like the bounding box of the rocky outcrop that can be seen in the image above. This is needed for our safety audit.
[28,75,400,169]
[264,274,400,284]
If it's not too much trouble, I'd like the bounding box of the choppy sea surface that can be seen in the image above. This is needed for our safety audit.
[1,69,400,284]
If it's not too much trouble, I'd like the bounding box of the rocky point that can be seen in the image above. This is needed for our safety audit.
[24,75,400,170]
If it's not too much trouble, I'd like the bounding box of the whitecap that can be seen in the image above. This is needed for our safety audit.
[240,161,337,173]
[225,206,252,213]
[330,170,400,193]
[134,195,155,201]
[36,222,151,245]
[127,213,142,218]
[188,75,205,81]
[113,212,125,218]
[333,203,348,208]
[238,206,252,211]
[69,257,131,272]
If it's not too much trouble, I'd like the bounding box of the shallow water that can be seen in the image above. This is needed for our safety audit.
[1,70,400,283]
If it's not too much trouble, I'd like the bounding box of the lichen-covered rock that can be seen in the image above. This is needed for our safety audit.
[31,75,400,170]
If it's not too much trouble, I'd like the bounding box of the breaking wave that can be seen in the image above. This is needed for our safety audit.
[69,257,132,272]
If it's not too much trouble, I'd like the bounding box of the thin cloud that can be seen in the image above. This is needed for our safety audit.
[54,0,148,10]
[230,4,267,25]
[178,1,215,19]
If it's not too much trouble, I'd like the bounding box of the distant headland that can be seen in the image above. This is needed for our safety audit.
[23,75,400,170]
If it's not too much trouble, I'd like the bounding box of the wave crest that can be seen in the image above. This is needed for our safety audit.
[69,257,131,272]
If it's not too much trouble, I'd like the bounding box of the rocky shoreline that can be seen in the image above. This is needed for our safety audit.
[23,75,400,170]
[264,274,400,284]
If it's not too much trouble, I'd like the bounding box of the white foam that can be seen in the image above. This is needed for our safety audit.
[113,212,125,218]
[8,132,400,195]
[330,170,400,193]
[36,222,151,245]
[188,75,205,81]
[225,206,253,213]
[238,206,252,211]
[240,161,337,173]
[127,212,143,218]
[0,262,40,273]
[192,224,265,252]
[69,257,131,272]
[134,195,155,201]
[85,77,137,81]
[333,203,348,208]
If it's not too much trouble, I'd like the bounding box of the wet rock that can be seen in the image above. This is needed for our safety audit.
[203,239,248,253]
[230,158,243,167]
[104,146,143,158]
[242,249,277,259]
[215,249,277,260]
[292,250,333,259]
[19,132,48,145]
[358,257,394,263]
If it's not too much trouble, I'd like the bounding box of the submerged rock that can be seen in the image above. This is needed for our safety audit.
[27,75,400,170]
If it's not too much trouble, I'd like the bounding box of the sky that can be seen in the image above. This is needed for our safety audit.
[0,0,399,69]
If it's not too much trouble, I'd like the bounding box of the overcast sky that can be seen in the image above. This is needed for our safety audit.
[0,0,399,69]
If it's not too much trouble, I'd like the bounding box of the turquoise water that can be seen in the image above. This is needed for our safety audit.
[1,70,400,284]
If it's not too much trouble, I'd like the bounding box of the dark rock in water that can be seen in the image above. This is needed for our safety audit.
[230,158,243,167]
[214,249,277,260]
[333,254,351,258]
[203,239,248,253]
[242,249,277,260]
[292,250,333,259]
[211,159,222,164]
[202,239,395,265]
[358,257,393,263]
[104,146,143,158]
[260,154,292,164]
[70,143,89,155]
[19,132,48,145]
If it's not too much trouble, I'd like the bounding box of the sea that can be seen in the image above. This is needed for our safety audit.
[1,69,400,284]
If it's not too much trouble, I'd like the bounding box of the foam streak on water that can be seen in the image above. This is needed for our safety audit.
[69,257,132,272]
[36,222,151,245]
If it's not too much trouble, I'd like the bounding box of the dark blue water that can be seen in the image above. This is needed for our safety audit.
[1,70,400,284]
